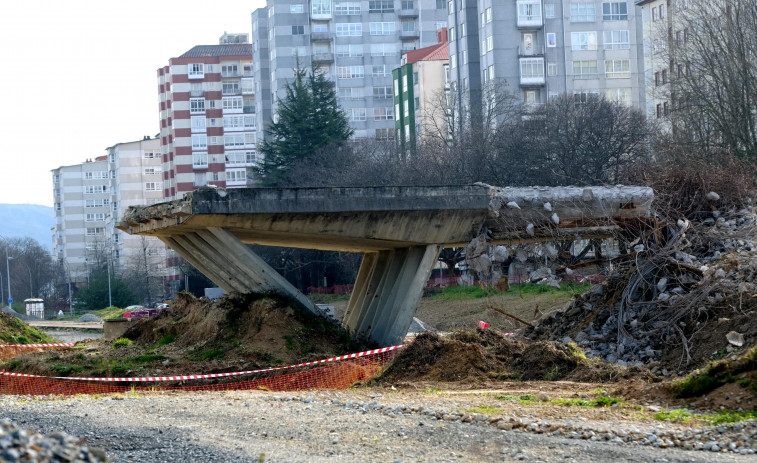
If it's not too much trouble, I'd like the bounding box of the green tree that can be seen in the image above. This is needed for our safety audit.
[256,63,353,186]
[73,270,136,312]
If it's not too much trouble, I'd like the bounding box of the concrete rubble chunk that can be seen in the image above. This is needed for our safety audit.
[726,331,745,347]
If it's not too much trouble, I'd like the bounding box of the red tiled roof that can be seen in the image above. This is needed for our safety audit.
[404,28,448,64]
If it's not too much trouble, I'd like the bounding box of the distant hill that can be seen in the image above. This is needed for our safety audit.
[0,204,54,251]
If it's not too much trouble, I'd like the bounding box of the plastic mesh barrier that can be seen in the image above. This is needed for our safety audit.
[0,345,402,396]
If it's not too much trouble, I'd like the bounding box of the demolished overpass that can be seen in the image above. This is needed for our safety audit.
[117,184,653,347]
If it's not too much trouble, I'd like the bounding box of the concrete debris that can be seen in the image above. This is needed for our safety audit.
[507,201,521,209]
[726,331,744,347]
[526,207,757,371]
[706,191,721,201]
[543,202,553,211]
[526,223,535,236]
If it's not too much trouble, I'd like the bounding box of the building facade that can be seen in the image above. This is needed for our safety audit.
[252,0,449,141]
[448,0,646,113]
[636,0,673,121]
[52,137,173,301]
[393,28,450,146]
[157,38,256,200]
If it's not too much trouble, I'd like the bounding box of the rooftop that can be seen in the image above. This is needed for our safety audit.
[179,44,253,58]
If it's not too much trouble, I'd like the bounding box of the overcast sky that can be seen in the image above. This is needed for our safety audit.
[0,0,266,207]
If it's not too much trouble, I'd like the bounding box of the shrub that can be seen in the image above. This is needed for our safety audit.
[113,338,133,349]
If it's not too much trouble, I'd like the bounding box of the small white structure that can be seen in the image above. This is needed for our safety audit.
[24,298,44,319]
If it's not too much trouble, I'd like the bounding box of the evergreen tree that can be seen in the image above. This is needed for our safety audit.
[256,63,353,186]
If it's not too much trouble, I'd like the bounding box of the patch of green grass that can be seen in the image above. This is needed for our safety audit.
[201,349,225,361]
[594,396,620,407]
[157,333,175,346]
[465,404,499,414]
[113,338,133,349]
[89,306,129,320]
[5,359,20,369]
[494,394,538,403]
[283,335,295,351]
[432,285,494,300]
[550,398,595,407]
[0,315,57,344]
[51,363,87,376]
[654,409,694,423]
[127,354,166,364]
[708,410,757,425]
[670,345,757,398]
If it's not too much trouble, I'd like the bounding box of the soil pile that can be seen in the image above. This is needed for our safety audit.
[2,292,359,378]
[376,329,648,387]
[0,312,55,345]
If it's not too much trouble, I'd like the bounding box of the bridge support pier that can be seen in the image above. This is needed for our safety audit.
[343,244,441,347]
[162,228,318,315]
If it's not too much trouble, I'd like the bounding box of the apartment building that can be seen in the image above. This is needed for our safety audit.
[52,137,172,298]
[252,0,449,141]
[393,28,450,146]
[636,0,674,121]
[447,0,646,114]
[157,35,256,200]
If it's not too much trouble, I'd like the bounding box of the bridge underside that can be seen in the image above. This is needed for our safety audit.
[117,185,653,347]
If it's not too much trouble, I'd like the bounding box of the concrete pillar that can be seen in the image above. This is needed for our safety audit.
[163,229,318,315]
[343,244,441,347]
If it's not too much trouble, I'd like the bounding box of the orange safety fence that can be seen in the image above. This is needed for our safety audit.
[0,345,403,396]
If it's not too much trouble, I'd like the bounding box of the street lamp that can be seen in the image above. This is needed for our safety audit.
[6,249,12,309]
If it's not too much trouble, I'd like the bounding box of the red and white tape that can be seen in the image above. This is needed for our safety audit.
[0,344,406,383]
[0,343,75,348]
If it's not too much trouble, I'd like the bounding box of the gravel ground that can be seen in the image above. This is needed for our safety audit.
[1,390,755,463]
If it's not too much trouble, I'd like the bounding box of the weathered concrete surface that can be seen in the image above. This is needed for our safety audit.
[117,184,653,346]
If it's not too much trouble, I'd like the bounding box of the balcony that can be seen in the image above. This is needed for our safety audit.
[222,87,242,96]
[221,71,241,78]
[519,57,546,86]
[400,30,420,40]
[311,32,333,42]
[398,8,419,18]
[518,45,545,57]
[517,1,543,29]
[312,52,335,64]
[190,89,204,97]
[243,106,255,114]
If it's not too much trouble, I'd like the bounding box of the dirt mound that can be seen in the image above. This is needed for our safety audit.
[0,312,56,344]
[2,292,359,378]
[376,330,645,386]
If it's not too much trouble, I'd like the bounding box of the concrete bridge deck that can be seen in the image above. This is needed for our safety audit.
[117,184,653,346]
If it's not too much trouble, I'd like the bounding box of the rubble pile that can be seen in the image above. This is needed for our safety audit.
[526,208,757,374]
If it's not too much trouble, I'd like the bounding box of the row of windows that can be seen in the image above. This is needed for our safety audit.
[190,115,256,132]
[84,185,107,194]
[346,107,394,122]
[336,65,391,78]
[187,63,252,79]
[570,2,628,22]
[190,133,257,150]
[189,97,253,114]
[338,86,393,99]
[84,171,110,180]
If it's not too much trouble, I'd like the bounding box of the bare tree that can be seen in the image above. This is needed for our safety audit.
[663,0,757,160]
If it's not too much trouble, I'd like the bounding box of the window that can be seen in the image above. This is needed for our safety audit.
[654,71,660,86]
[662,69,668,84]
[402,1,414,8]
[241,79,253,94]
[188,63,204,78]
[570,3,596,22]
[336,23,362,36]
[222,96,243,111]
[336,44,363,57]
[485,7,493,23]
[371,43,396,56]
[337,66,364,78]
[602,2,628,20]
[226,169,247,183]
[84,185,107,194]
[144,167,162,175]
[223,115,246,130]
[373,86,392,99]
[86,227,104,236]
[605,59,630,78]
[486,36,494,52]
[55,203,61,211]
[573,60,599,79]
[374,107,393,120]
[191,134,207,150]
[375,128,395,140]
[85,199,109,208]
[144,151,158,159]
[370,22,396,35]
[191,116,206,132]
[450,54,457,69]
[224,133,245,147]
[545,3,556,18]
[547,32,557,47]
[335,2,361,15]
[145,182,160,191]
[368,1,393,13]
[518,1,542,23]
[656,103,662,118]
[403,101,409,117]
[658,5,665,19]
[606,88,632,105]
[520,58,544,80]
[290,4,304,13]
[85,213,105,222]
[190,98,205,114]
[350,108,367,121]
[571,31,598,50]
[292,25,305,35]
[221,64,239,77]
[548,62,558,76]
[245,133,256,146]
[338,87,363,99]
[524,90,539,104]
[574,90,600,103]
[603,30,630,49]
[401,21,415,32]
[192,152,209,168]
[372,65,388,77]
[312,0,331,15]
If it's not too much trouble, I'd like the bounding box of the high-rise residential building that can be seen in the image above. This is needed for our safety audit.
[157,36,256,201]
[447,0,646,114]
[52,137,172,301]
[393,28,450,146]
[252,0,450,141]
[636,0,671,121]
